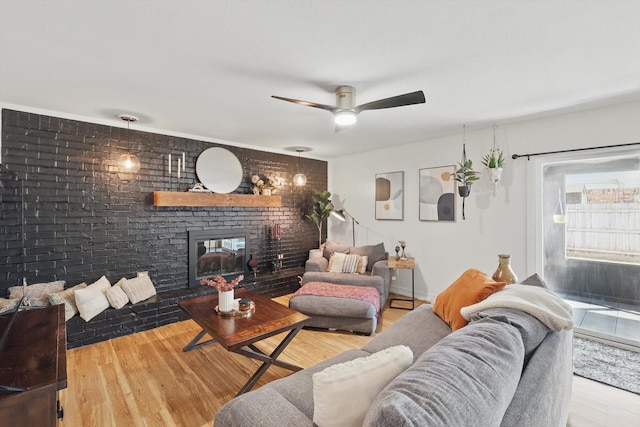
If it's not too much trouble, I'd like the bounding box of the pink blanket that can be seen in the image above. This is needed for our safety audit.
[294,281,381,320]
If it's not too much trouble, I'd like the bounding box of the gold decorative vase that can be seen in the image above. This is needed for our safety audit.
[492,254,518,284]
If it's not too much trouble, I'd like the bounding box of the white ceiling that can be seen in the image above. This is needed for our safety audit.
[1,0,639,159]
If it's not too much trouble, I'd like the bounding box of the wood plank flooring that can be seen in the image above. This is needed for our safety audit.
[60,295,640,427]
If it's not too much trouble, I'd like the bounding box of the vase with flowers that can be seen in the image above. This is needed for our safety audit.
[251,174,276,195]
[200,274,244,313]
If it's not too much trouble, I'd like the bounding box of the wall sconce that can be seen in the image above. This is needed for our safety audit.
[293,148,307,186]
[116,115,141,173]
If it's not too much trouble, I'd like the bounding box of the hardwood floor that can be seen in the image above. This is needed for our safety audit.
[60,295,640,427]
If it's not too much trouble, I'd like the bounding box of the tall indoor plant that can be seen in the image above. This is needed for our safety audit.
[307,190,334,250]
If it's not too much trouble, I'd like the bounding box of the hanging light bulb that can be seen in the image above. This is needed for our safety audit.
[117,114,141,173]
[293,148,307,186]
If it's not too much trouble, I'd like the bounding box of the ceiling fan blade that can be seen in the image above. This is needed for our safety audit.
[354,90,426,113]
[271,95,336,112]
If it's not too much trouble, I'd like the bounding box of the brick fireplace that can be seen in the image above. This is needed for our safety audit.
[0,109,327,347]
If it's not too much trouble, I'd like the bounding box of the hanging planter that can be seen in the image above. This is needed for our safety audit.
[453,128,479,220]
[458,184,471,197]
[482,124,505,185]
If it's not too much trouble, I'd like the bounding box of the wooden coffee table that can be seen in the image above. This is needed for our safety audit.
[178,289,310,396]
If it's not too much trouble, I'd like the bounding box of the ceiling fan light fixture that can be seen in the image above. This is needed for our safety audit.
[334,110,357,126]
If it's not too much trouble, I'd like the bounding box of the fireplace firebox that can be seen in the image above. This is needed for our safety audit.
[188,229,250,288]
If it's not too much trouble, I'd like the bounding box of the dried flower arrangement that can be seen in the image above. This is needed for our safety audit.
[200,275,244,292]
[251,174,277,194]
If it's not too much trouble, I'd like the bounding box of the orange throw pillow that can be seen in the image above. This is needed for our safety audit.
[433,269,506,330]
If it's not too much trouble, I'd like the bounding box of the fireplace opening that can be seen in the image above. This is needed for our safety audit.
[188,229,250,288]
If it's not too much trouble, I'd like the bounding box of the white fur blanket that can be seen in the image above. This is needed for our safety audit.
[460,285,574,331]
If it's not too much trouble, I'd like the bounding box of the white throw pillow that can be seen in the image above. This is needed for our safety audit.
[48,282,88,321]
[120,273,156,304]
[356,255,368,274]
[74,276,111,322]
[312,345,413,427]
[106,278,130,309]
[327,252,346,273]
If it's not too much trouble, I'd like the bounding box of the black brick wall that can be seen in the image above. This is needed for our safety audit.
[0,109,327,347]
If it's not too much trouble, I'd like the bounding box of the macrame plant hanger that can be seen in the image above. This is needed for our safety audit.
[460,133,468,220]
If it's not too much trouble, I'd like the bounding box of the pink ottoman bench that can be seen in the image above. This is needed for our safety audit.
[289,282,381,335]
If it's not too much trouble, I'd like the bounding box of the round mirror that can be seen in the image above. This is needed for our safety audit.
[195,147,243,193]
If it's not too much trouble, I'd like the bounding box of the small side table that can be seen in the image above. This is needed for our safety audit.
[388,257,416,310]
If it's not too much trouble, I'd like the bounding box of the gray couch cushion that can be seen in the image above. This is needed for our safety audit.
[501,329,573,427]
[322,240,350,260]
[363,304,451,359]
[519,273,549,288]
[363,319,525,427]
[214,388,313,427]
[468,307,550,361]
[350,243,386,271]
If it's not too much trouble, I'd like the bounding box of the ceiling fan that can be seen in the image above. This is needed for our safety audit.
[271,86,426,127]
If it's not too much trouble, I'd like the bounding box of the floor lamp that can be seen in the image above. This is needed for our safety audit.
[330,209,359,246]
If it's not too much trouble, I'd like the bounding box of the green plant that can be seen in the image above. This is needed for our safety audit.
[481,149,505,169]
[453,159,480,187]
[306,190,334,248]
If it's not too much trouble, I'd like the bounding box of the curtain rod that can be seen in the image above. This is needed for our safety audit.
[512,141,640,160]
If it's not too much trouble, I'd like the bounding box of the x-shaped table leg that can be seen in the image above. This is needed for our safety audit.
[232,326,304,396]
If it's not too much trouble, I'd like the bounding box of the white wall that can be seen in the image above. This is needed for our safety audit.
[328,101,640,302]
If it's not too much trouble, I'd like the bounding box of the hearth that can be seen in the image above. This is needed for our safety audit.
[188,229,250,288]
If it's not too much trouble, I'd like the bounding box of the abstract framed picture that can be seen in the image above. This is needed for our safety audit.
[375,171,404,220]
[419,165,456,221]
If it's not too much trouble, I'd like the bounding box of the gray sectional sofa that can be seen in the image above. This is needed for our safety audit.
[214,301,573,426]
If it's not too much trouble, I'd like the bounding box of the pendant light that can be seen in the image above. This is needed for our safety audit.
[293,148,307,186]
[117,114,141,173]
[553,188,565,224]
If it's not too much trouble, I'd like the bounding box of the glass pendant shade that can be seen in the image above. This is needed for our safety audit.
[293,172,307,186]
[293,148,307,186]
[117,114,140,174]
[117,153,141,173]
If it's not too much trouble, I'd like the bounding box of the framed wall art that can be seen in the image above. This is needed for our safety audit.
[419,165,455,221]
[375,171,404,220]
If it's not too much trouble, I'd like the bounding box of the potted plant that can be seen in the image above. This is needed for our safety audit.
[453,159,479,197]
[306,190,334,253]
[482,148,505,183]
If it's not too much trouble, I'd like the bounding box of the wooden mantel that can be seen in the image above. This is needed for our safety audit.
[153,191,282,207]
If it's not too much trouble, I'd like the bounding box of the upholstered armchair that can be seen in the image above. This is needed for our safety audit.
[302,241,391,307]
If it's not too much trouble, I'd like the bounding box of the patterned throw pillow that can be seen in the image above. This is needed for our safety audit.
[0,298,20,314]
[8,280,66,306]
[328,252,362,274]
[48,282,88,321]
